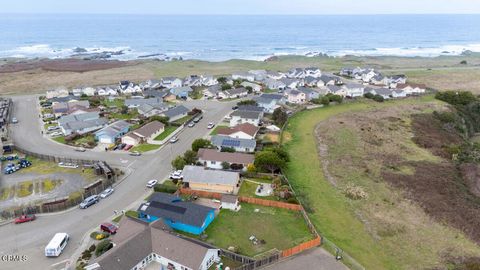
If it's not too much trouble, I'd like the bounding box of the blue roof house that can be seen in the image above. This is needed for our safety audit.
[170,86,193,99]
[94,120,132,144]
[138,192,215,235]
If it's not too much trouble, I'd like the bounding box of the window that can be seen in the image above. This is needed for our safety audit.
[211,161,216,165]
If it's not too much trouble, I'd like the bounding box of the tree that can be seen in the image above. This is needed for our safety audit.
[233,79,242,87]
[435,91,477,106]
[191,139,211,152]
[149,115,169,125]
[246,164,256,173]
[267,147,289,162]
[95,240,113,257]
[245,86,253,93]
[221,84,232,91]
[183,150,198,165]
[221,161,230,170]
[372,94,384,102]
[120,105,128,114]
[326,93,343,104]
[254,151,286,174]
[237,100,257,106]
[217,77,227,84]
[460,60,467,65]
[272,108,288,127]
[171,156,187,170]
[320,96,330,106]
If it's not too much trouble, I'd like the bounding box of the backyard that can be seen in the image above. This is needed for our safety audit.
[238,178,277,201]
[202,203,313,257]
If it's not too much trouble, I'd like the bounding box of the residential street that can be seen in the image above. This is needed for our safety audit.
[0,96,235,270]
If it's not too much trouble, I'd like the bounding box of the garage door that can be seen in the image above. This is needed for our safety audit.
[99,136,113,144]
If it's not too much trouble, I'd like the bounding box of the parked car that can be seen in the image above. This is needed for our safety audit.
[193,115,203,123]
[79,195,99,209]
[75,147,86,152]
[169,170,183,180]
[100,223,118,234]
[169,136,179,143]
[11,117,18,124]
[50,131,63,137]
[123,145,133,151]
[129,151,141,156]
[14,214,36,224]
[187,122,195,128]
[99,187,114,199]
[207,122,215,129]
[47,126,60,131]
[232,106,239,110]
[146,179,158,188]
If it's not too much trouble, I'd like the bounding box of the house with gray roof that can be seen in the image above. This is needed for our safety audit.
[280,78,302,89]
[253,94,286,113]
[125,97,164,109]
[210,135,257,153]
[138,192,216,235]
[232,72,255,82]
[262,78,286,90]
[161,77,183,88]
[137,103,169,118]
[297,86,320,101]
[229,110,263,127]
[182,165,240,194]
[59,111,108,136]
[86,216,219,270]
[222,87,249,99]
[94,120,131,144]
[342,83,365,98]
[161,105,190,122]
[170,86,193,99]
[203,84,222,98]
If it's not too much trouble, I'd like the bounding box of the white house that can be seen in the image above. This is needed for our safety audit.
[201,75,218,86]
[304,67,322,78]
[161,77,183,88]
[46,89,69,99]
[241,81,262,93]
[197,148,254,171]
[121,121,165,146]
[396,83,426,95]
[248,70,268,81]
[229,110,263,127]
[82,87,96,96]
[280,78,302,89]
[232,72,255,82]
[263,78,286,90]
[285,89,307,104]
[342,83,365,98]
[266,71,286,80]
[223,88,249,99]
[221,194,241,211]
[72,88,83,97]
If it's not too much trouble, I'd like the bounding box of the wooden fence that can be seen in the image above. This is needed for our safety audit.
[281,236,321,257]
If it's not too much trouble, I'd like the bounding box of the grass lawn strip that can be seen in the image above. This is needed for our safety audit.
[130,144,161,153]
[209,125,228,135]
[154,126,179,141]
[203,203,313,257]
[16,181,33,197]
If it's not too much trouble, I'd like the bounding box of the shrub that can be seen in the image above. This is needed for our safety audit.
[95,240,113,257]
[154,183,178,194]
[286,197,299,204]
[344,184,368,200]
[89,244,96,252]
[363,92,374,99]
[372,94,384,102]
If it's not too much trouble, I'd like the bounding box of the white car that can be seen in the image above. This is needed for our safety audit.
[169,136,179,143]
[146,179,158,188]
[75,147,86,152]
[50,131,63,137]
[129,151,141,156]
[47,126,60,131]
[170,170,183,180]
[187,122,195,128]
[100,188,114,199]
[207,122,215,129]
[11,117,18,124]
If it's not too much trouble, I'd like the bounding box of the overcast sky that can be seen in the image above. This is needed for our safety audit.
[2,0,480,14]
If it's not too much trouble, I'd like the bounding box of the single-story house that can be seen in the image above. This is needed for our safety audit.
[161,77,183,88]
[280,78,302,89]
[162,105,190,122]
[342,83,365,98]
[170,86,193,99]
[137,103,169,118]
[182,165,240,194]
[183,75,203,87]
[285,89,306,104]
[82,87,96,96]
[297,86,320,101]
[121,121,165,146]
[46,89,69,99]
[317,75,339,86]
[232,72,255,82]
[216,123,259,140]
[229,110,263,127]
[391,89,407,98]
[72,88,82,97]
[125,97,164,109]
[86,217,220,270]
[97,87,118,96]
[396,83,426,95]
[237,105,264,113]
[287,68,306,79]
[221,194,240,211]
[210,135,257,153]
[365,87,393,99]
[60,118,108,136]
[138,192,216,235]
[143,89,168,99]
[201,75,217,86]
[197,148,254,171]
[248,70,268,81]
[94,120,131,144]
[52,100,90,117]
[263,78,286,90]
[266,70,286,80]
[223,88,249,99]
[241,81,262,92]
[304,76,319,87]
[304,67,322,78]
[326,85,347,97]
[203,84,222,98]
[49,95,78,104]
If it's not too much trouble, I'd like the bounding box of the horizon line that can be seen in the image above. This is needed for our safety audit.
[1,12,480,16]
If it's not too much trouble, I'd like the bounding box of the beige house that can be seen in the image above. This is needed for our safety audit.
[121,120,165,146]
[182,165,240,194]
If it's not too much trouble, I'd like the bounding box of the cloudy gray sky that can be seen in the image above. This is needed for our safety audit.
[2,0,480,14]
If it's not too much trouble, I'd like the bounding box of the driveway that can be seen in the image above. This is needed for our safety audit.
[0,95,236,270]
[263,247,349,270]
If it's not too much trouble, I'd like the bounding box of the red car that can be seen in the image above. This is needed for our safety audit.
[100,222,118,234]
[14,214,36,224]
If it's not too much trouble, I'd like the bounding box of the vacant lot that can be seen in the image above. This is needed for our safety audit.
[203,203,313,257]
[282,97,480,270]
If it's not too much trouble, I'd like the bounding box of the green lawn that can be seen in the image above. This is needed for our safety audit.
[154,126,179,141]
[52,136,66,144]
[282,95,438,270]
[209,125,228,135]
[203,203,313,257]
[110,109,139,120]
[238,179,277,201]
[130,143,161,153]
[103,98,124,108]
[172,115,193,125]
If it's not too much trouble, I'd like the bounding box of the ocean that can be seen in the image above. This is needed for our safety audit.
[0,14,479,61]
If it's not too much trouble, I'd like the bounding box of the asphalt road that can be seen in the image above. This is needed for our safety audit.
[0,96,235,270]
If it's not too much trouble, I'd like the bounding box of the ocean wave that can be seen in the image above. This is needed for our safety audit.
[331,44,480,57]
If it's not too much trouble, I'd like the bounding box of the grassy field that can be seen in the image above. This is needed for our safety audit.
[52,136,66,144]
[203,203,313,257]
[20,156,97,182]
[154,126,179,141]
[16,181,33,197]
[130,143,161,153]
[2,55,480,95]
[282,96,480,270]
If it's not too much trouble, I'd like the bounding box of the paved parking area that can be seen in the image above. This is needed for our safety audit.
[264,247,349,270]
